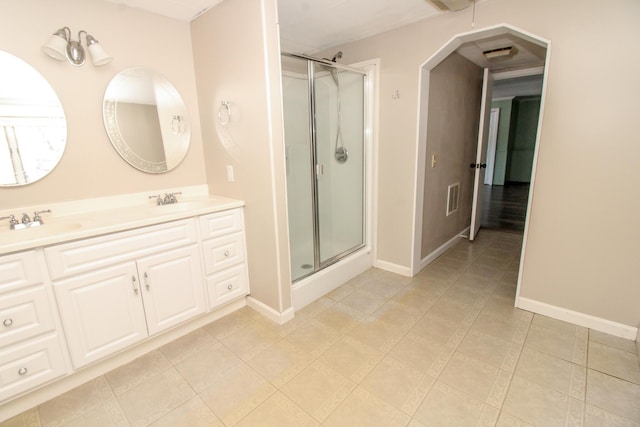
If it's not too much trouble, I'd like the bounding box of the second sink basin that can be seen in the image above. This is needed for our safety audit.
[150,200,213,214]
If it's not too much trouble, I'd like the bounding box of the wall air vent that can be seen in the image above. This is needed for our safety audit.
[429,0,474,12]
[446,183,460,216]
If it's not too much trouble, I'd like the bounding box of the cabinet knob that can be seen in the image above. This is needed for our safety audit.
[224,250,230,257]
[3,318,13,327]
[144,272,150,291]
[227,284,233,290]
[18,367,28,376]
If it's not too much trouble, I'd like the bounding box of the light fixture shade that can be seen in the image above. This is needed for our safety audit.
[42,34,68,61]
[88,42,112,66]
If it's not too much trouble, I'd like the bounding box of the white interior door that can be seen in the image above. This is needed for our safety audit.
[470,68,494,241]
[484,108,500,185]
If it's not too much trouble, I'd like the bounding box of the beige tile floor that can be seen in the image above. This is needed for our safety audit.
[3,230,640,426]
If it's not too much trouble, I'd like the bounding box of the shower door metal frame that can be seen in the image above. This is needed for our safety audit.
[282,52,368,282]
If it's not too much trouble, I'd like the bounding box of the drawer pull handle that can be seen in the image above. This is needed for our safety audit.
[227,284,233,290]
[144,272,150,291]
[3,318,13,327]
[18,367,28,376]
[224,250,230,257]
[132,275,139,295]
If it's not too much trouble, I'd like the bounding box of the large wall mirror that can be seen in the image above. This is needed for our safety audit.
[0,51,67,186]
[103,67,190,173]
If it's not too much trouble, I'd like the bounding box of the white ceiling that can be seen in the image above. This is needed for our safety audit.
[105,0,449,54]
[277,0,444,54]
[104,0,544,72]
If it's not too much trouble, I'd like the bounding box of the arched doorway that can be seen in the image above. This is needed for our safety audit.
[411,24,551,306]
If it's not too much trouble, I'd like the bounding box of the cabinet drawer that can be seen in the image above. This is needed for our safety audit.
[0,251,42,294]
[199,209,243,240]
[45,219,198,280]
[0,287,55,347]
[201,233,246,275]
[206,264,249,307]
[0,333,68,402]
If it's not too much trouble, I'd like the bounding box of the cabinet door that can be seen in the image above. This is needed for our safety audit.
[137,245,205,336]
[53,263,148,368]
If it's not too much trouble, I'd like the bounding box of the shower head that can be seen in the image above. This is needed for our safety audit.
[331,51,343,62]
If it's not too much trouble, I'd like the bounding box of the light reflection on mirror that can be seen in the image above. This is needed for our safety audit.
[0,51,67,186]
[103,67,190,173]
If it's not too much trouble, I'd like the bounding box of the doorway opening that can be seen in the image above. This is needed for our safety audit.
[481,74,543,233]
[412,24,550,306]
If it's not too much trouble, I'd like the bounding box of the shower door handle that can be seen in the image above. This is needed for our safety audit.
[316,164,324,176]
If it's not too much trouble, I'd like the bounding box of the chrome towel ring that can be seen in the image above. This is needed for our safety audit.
[218,100,231,125]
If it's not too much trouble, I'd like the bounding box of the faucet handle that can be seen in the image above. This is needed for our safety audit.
[0,215,18,228]
[163,192,182,204]
[33,209,51,223]
[149,194,163,205]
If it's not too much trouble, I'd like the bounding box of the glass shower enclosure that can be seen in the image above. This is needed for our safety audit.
[281,53,366,282]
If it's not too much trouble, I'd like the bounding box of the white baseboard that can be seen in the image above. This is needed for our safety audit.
[416,227,469,274]
[246,297,295,325]
[373,259,412,277]
[517,297,638,340]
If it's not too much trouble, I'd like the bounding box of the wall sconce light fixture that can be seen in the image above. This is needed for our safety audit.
[42,27,112,66]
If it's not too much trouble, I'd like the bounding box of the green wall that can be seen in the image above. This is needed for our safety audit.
[507,97,541,183]
[490,96,541,185]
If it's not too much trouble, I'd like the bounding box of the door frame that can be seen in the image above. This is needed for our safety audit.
[411,24,552,305]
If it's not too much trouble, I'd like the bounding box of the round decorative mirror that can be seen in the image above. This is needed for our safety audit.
[103,67,190,173]
[0,51,67,186]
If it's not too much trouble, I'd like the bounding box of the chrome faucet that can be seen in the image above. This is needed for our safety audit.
[1,209,50,230]
[149,192,182,206]
[163,192,182,205]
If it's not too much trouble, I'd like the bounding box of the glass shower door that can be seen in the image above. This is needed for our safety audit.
[313,64,365,266]
[281,54,366,282]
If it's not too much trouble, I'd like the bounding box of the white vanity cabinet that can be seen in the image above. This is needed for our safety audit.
[0,251,69,402]
[46,219,206,368]
[199,209,250,308]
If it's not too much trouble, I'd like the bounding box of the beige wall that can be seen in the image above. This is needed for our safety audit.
[421,53,482,257]
[0,0,207,208]
[191,0,292,313]
[2,0,290,315]
[318,0,640,327]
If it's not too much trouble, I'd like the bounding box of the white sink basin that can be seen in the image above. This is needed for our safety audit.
[150,200,212,214]
[2,222,83,238]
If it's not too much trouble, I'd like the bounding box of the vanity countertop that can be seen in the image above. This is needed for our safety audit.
[0,195,244,256]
